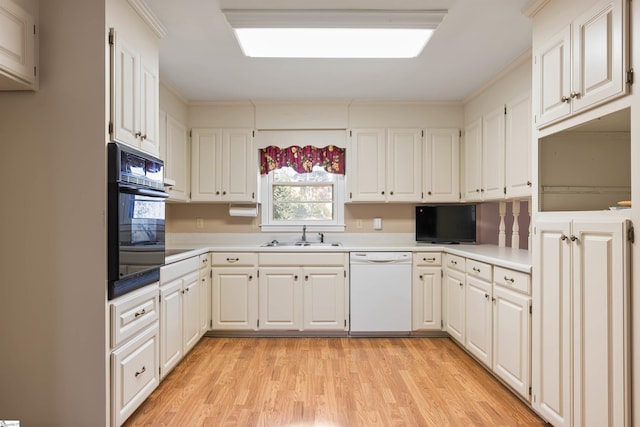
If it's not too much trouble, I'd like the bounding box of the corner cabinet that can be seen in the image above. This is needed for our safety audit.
[109,26,160,157]
[0,0,38,90]
[423,129,460,202]
[534,0,628,128]
[191,128,257,203]
[532,214,630,427]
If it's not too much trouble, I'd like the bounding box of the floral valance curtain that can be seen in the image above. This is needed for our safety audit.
[259,145,346,175]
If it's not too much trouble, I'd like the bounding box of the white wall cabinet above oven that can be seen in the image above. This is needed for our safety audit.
[0,0,38,90]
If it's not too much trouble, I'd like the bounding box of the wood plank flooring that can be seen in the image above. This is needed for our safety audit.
[124,337,547,426]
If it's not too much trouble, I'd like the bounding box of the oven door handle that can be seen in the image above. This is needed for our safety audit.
[120,185,170,198]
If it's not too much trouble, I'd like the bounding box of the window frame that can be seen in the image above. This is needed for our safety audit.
[260,167,345,232]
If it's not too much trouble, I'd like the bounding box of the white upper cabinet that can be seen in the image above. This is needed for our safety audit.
[386,128,423,202]
[482,107,506,200]
[191,128,256,203]
[505,94,532,198]
[463,119,483,201]
[110,21,160,156]
[160,111,189,201]
[534,0,628,128]
[346,128,386,202]
[423,128,460,202]
[0,0,37,90]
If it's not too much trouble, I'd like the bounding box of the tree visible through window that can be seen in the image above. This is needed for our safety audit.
[272,167,335,221]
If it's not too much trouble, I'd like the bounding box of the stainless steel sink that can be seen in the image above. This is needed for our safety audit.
[261,240,342,247]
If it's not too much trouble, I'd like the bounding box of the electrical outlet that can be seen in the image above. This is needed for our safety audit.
[196,218,204,229]
[356,219,363,229]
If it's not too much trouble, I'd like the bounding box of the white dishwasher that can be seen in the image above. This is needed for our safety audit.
[349,252,412,335]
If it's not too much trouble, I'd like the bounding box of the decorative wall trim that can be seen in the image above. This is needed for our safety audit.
[521,0,551,18]
[128,0,167,38]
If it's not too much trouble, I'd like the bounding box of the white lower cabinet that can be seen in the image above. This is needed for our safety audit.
[109,283,160,427]
[443,254,466,344]
[198,254,211,336]
[412,252,442,331]
[258,252,348,332]
[159,256,201,379]
[532,214,630,427]
[211,253,259,330]
[465,274,492,368]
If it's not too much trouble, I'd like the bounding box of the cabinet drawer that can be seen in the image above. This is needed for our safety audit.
[259,252,346,266]
[445,254,465,272]
[161,256,199,283]
[466,259,492,283]
[198,253,210,269]
[111,322,160,427]
[414,252,442,266]
[110,283,159,349]
[212,252,258,266]
[494,266,530,295]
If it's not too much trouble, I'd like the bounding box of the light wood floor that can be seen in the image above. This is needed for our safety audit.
[124,337,547,426]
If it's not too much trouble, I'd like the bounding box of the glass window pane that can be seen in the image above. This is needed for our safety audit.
[273,202,333,221]
[273,185,333,202]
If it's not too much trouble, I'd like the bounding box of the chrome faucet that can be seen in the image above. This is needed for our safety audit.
[301,225,307,242]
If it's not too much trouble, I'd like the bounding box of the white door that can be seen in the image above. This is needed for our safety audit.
[412,266,442,331]
[182,272,200,354]
[347,128,386,202]
[505,94,532,198]
[302,267,346,331]
[165,114,189,201]
[191,128,222,201]
[532,219,572,427]
[221,128,255,202]
[444,269,465,344]
[113,35,140,148]
[492,285,531,399]
[424,128,460,202]
[571,219,629,427]
[465,276,492,367]
[211,267,257,330]
[139,59,159,156]
[571,0,626,114]
[535,26,572,127]
[160,279,182,378]
[387,128,422,202]
[482,107,505,200]
[199,268,211,337]
[259,267,303,330]
[463,119,483,201]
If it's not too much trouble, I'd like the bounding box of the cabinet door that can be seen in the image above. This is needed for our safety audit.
[571,219,629,427]
[482,107,505,200]
[199,268,211,337]
[463,119,482,201]
[412,266,442,331]
[221,128,256,202]
[505,94,532,198]
[465,276,492,367]
[211,267,257,330]
[444,269,465,344]
[139,59,159,156]
[386,128,422,202]
[160,279,182,378]
[423,128,460,202]
[0,0,36,88]
[302,267,346,331]
[165,114,189,201]
[259,267,303,330]
[347,128,386,202]
[113,36,140,148]
[191,128,222,201]
[182,272,200,354]
[493,285,531,399]
[535,26,572,127]
[532,219,571,427]
[571,0,626,114]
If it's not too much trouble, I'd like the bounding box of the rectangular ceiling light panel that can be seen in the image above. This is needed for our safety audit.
[222,9,447,59]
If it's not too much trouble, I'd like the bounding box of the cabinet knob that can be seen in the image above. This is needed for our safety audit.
[381,191,385,195]
[216,191,220,195]
[223,191,227,195]
[476,189,480,193]
[561,95,571,103]
[570,235,578,242]
[141,134,147,140]
[135,131,142,138]
[484,293,490,300]
[459,282,463,287]
[570,91,581,99]
[560,234,568,241]
[390,191,394,195]
[249,275,253,280]
[419,274,423,280]
[305,275,309,281]
[450,260,457,265]
[527,181,532,187]
[480,189,485,192]
[428,191,432,195]
[294,275,298,280]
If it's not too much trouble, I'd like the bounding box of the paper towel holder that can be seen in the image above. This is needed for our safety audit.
[229,203,259,217]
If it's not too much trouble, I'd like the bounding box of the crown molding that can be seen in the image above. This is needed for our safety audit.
[128,0,167,38]
[521,0,551,18]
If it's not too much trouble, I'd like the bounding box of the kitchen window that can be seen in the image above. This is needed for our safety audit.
[259,145,345,231]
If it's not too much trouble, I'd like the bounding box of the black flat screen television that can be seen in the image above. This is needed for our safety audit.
[415,204,476,243]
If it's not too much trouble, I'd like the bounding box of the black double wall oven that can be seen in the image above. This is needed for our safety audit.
[108,142,168,300]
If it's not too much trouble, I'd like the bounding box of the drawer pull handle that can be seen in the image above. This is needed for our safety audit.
[473,267,481,273]
[134,309,146,318]
[504,276,515,283]
[451,260,457,265]
[134,366,146,378]
[424,257,436,262]
[226,257,239,263]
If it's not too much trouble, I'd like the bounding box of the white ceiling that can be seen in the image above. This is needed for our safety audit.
[144,0,533,103]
